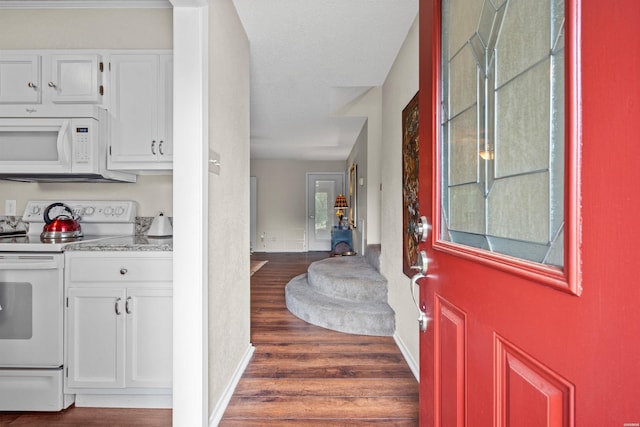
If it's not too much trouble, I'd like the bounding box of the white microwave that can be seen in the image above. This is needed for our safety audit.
[0,106,135,182]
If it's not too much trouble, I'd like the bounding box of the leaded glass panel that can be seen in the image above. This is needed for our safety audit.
[440,0,565,268]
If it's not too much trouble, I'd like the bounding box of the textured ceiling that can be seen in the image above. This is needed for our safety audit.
[233,0,418,160]
[0,0,418,161]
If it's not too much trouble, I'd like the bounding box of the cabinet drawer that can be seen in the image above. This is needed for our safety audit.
[68,256,172,284]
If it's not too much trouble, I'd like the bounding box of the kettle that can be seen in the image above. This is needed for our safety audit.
[41,202,83,241]
[147,212,173,237]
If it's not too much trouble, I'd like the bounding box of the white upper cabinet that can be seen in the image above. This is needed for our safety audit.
[49,54,103,104]
[0,54,41,104]
[108,52,173,171]
[0,52,103,105]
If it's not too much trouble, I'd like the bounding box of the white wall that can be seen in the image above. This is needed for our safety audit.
[380,16,420,374]
[0,9,172,49]
[0,8,173,217]
[346,121,368,255]
[250,159,345,252]
[342,88,383,248]
[0,176,172,217]
[207,0,251,420]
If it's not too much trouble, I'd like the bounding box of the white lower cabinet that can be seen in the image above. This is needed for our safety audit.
[64,252,172,407]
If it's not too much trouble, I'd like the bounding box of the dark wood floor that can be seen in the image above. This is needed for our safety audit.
[0,251,418,426]
[220,251,419,426]
[0,407,172,426]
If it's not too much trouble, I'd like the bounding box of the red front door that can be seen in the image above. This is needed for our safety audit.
[417,1,640,426]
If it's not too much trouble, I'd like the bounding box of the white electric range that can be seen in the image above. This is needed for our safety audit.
[0,200,137,411]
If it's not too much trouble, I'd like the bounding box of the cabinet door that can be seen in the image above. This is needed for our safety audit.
[157,54,173,162]
[0,54,41,104]
[125,288,173,388]
[66,287,126,389]
[48,54,103,104]
[109,54,159,166]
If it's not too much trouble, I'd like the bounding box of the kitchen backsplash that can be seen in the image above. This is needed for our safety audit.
[136,216,174,235]
[0,216,171,236]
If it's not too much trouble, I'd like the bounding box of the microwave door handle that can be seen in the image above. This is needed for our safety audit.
[57,120,72,166]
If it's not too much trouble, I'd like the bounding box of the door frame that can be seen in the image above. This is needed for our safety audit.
[306,172,345,251]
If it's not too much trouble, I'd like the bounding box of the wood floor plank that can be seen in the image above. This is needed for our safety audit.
[223,396,418,418]
[250,342,404,353]
[220,419,419,427]
[232,378,418,398]
[0,407,171,426]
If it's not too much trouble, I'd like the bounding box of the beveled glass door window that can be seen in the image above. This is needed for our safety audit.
[438,0,579,292]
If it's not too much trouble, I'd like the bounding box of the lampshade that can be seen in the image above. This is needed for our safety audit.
[334,194,348,209]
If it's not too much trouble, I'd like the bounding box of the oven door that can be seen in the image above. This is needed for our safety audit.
[0,254,64,367]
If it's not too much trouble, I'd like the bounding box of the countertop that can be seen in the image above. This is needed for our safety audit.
[64,235,173,252]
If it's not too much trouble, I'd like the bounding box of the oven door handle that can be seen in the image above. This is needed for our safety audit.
[0,256,60,270]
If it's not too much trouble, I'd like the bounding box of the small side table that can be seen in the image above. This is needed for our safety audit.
[331,228,353,254]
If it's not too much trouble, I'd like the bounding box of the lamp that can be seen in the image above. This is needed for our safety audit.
[334,194,348,225]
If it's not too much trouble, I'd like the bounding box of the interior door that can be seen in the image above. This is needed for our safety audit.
[417,0,640,426]
[307,173,344,251]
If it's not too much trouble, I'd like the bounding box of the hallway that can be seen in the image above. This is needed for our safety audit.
[221,252,419,425]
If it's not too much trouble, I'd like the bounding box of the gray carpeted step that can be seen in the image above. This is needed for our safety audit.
[285,273,396,337]
[307,257,388,303]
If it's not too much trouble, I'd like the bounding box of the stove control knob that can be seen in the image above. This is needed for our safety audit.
[105,207,114,215]
[31,205,41,215]
[84,207,95,216]
[115,206,125,216]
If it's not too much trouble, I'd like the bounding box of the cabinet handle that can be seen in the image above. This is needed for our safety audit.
[120,268,128,275]
[27,81,37,89]
[48,81,57,89]
[159,140,164,155]
[115,297,122,315]
[151,140,157,155]
[125,296,132,314]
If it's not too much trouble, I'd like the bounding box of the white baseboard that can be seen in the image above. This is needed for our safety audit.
[393,332,419,381]
[74,393,172,408]
[208,344,256,427]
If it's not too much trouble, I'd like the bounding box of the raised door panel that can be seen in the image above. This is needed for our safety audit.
[434,297,466,427]
[48,54,102,104]
[125,288,173,388]
[108,54,159,166]
[495,337,574,427]
[66,287,126,389]
[0,54,41,104]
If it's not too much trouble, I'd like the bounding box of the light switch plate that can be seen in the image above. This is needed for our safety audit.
[5,200,16,216]
[208,149,221,175]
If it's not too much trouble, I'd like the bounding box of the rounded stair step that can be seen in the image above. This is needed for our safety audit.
[285,266,395,337]
[307,257,388,303]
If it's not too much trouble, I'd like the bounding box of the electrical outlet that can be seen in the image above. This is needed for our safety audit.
[5,200,16,216]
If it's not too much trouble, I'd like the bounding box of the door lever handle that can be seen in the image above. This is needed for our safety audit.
[410,271,429,332]
[410,250,429,332]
